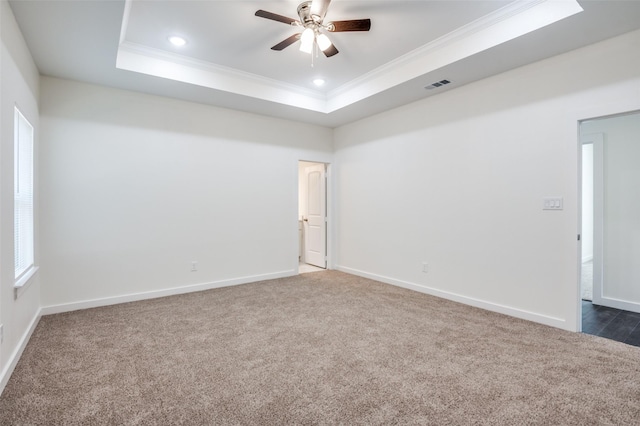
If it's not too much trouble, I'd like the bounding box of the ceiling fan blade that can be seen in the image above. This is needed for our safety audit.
[255,10,298,25]
[328,19,371,32]
[310,0,331,20]
[322,44,339,58]
[271,34,301,51]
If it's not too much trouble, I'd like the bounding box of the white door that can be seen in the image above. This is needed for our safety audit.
[304,164,326,268]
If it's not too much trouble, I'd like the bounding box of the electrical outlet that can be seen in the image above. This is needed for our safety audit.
[422,262,429,273]
[191,261,198,272]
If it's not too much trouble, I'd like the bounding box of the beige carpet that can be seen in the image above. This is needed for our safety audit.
[1,271,639,425]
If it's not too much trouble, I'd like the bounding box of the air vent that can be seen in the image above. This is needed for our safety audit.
[425,79,451,90]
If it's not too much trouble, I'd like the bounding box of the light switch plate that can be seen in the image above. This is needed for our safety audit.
[543,197,563,210]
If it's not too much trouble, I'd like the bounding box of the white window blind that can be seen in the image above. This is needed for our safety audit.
[14,107,35,280]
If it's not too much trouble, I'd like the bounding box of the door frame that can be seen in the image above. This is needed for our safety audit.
[296,160,332,272]
[573,100,640,332]
[302,163,327,268]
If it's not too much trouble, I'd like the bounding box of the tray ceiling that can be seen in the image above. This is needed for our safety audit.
[9,0,640,127]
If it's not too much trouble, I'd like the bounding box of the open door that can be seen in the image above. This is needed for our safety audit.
[303,164,326,268]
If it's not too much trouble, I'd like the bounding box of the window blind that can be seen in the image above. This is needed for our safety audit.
[14,107,35,280]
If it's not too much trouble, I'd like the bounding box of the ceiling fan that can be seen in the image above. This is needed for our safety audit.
[255,0,371,58]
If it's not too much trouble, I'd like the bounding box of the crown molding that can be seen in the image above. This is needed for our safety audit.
[117,41,328,112]
[326,0,583,111]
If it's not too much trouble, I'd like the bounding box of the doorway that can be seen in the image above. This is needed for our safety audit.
[579,111,640,346]
[298,161,327,273]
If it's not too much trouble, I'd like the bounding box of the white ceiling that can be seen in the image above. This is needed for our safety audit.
[8,0,640,127]
[123,1,510,90]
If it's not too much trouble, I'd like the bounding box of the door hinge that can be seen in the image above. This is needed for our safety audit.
[577,234,581,241]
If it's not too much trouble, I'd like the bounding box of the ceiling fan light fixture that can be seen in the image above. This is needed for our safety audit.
[316,33,332,51]
[299,28,314,54]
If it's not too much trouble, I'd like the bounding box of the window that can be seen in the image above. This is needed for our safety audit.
[14,106,36,290]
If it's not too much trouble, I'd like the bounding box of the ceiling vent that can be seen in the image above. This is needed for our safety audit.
[425,79,451,90]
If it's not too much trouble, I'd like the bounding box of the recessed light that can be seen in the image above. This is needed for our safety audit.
[313,79,325,87]
[168,36,187,47]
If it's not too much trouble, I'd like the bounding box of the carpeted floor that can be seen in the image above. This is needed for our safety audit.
[1,271,639,425]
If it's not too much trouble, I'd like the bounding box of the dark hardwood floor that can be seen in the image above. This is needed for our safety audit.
[582,300,640,347]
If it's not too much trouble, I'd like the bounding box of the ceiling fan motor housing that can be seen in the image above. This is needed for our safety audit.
[298,1,321,27]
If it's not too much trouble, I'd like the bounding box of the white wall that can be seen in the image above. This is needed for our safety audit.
[581,112,640,311]
[39,77,332,310]
[334,30,640,332]
[0,0,41,391]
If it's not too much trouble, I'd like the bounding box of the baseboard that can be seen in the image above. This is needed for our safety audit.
[0,309,41,396]
[336,265,567,330]
[594,296,640,314]
[41,270,296,316]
